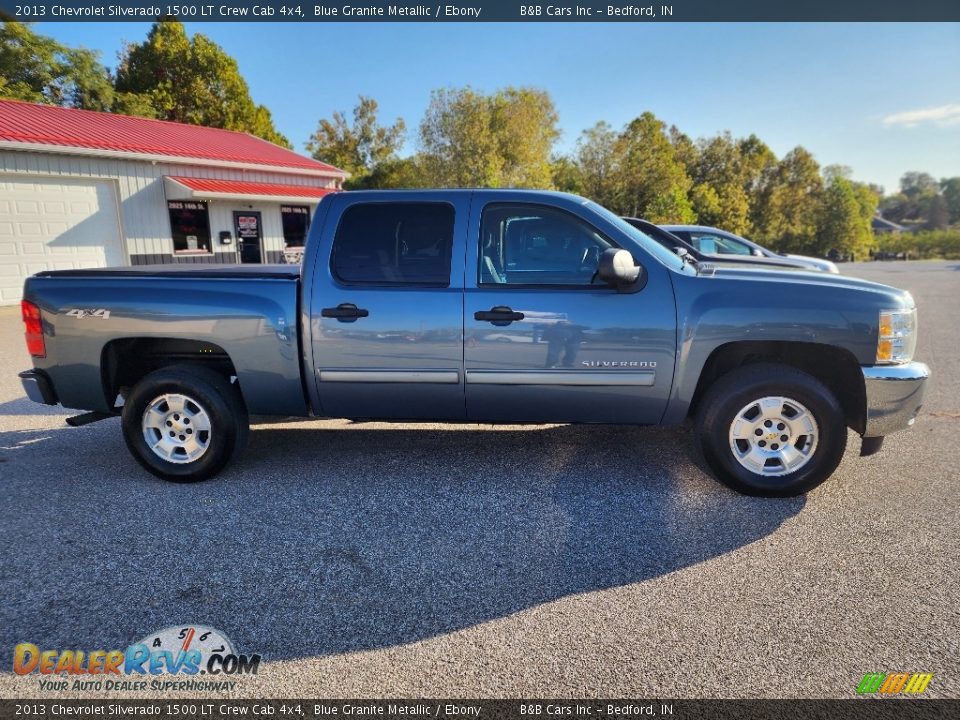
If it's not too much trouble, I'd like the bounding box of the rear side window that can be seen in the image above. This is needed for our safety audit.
[332,202,454,286]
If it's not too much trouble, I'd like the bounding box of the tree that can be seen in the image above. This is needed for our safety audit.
[0,22,113,110]
[668,125,698,173]
[573,121,618,205]
[822,164,853,182]
[925,193,949,230]
[114,19,290,147]
[419,87,499,187]
[817,175,875,258]
[610,112,695,223]
[752,146,823,253]
[549,154,583,195]
[941,177,960,225]
[490,87,560,188]
[899,171,939,198]
[419,86,559,188]
[350,156,425,190]
[306,96,406,186]
[684,132,774,235]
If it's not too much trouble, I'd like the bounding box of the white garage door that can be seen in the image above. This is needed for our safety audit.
[0,175,124,305]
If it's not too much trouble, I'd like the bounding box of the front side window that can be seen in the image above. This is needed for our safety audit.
[479,204,614,286]
[332,202,454,286]
[281,205,311,248]
[168,201,211,254]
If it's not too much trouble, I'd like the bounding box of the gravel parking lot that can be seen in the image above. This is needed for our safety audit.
[0,261,957,699]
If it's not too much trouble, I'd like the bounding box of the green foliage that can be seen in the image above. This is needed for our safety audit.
[751,147,823,253]
[572,121,618,205]
[879,172,958,231]
[0,21,113,110]
[350,156,425,190]
[567,115,694,223]
[816,175,876,258]
[684,132,774,234]
[418,86,559,188]
[549,155,583,195]
[875,230,960,260]
[940,177,960,225]
[900,171,939,197]
[306,96,406,186]
[115,19,290,147]
[612,112,695,222]
[491,87,560,188]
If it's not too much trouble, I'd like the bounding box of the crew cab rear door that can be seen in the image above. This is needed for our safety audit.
[463,195,677,424]
[307,192,468,420]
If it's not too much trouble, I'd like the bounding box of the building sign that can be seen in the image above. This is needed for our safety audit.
[236,214,260,239]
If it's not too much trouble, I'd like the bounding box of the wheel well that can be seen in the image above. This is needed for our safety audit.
[691,341,866,434]
[101,338,238,408]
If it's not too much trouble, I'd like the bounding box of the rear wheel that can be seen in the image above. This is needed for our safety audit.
[695,363,847,497]
[122,365,247,482]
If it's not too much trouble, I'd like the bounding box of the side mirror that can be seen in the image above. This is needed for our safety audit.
[753,248,764,257]
[598,248,641,289]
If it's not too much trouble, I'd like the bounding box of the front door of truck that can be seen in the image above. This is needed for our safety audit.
[309,193,468,420]
[464,199,677,424]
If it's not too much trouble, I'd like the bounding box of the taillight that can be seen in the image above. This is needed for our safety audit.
[21,300,46,358]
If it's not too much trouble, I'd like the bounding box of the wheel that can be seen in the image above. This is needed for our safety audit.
[695,363,847,497]
[121,365,248,482]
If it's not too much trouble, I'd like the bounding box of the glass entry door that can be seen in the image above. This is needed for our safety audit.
[234,211,263,263]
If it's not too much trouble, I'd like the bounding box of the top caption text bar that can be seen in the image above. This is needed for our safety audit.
[3,0,960,22]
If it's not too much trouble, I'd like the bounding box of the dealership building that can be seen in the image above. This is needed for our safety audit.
[0,99,346,304]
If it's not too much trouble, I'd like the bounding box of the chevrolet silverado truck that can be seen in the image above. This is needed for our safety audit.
[18,190,928,496]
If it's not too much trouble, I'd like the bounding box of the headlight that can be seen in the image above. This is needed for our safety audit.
[877,308,917,364]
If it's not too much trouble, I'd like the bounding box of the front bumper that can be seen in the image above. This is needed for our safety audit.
[19,369,59,406]
[862,362,929,437]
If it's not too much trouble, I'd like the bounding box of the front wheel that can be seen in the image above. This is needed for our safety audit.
[122,365,248,482]
[695,363,847,497]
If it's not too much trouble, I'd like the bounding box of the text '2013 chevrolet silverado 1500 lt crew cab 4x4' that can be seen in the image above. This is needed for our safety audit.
[19,190,929,496]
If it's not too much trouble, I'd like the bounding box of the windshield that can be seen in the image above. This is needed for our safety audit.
[585,202,686,271]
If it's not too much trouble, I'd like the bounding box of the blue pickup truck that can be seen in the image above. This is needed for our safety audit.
[18,190,928,496]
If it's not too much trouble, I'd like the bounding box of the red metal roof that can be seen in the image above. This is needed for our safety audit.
[0,99,343,176]
[168,176,338,199]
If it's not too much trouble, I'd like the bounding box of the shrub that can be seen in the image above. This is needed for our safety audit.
[874,230,960,260]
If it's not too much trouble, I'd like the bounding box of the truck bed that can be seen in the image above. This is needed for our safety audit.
[23,267,306,417]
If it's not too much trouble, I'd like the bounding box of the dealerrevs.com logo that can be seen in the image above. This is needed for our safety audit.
[14,625,261,692]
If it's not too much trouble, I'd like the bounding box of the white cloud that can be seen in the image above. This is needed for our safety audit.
[881,103,960,128]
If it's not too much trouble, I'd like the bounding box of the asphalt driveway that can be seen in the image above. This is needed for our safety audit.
[0,261,957,699]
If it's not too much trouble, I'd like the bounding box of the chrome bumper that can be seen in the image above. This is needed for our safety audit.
[862,362,929,437]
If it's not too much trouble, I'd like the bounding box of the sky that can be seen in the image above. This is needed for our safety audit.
[40,21,960,194]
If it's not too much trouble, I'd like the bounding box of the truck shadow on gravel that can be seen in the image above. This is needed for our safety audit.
[0,422,804,661]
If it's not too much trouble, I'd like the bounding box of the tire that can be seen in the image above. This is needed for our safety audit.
[695,363,847,497]
[121,365,248,482]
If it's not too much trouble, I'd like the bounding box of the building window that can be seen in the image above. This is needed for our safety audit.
[281,205,311,248]
[168,200,212,254]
